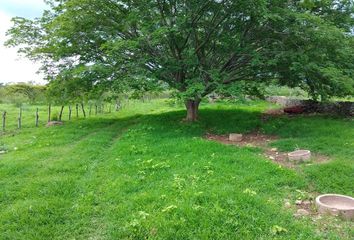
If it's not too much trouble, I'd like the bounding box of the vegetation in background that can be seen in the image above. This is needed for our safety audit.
[0,83,46,105]
[5,0,354,121]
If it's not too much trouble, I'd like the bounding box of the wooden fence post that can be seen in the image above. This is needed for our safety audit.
[95,104,98,115]
[35,108,39,127]
[48,104,51,123]
[68,106,72,120]
[18,107,22,129]
[2,111,6,131]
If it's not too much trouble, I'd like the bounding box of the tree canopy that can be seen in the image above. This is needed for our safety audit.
[6,0,354,120]
[0,83,46,104]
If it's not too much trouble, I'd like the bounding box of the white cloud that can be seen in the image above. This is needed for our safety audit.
[0,10,46,84]
[0,0,47,18]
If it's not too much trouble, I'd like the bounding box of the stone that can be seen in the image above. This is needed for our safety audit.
[294,209,310,218]
[284,202,292,208]
[0,150,6,154]
[295,200,302,205]
[229,133,243,142]
[288,150,311,162]
[270,148,278,152]
[303,200,311,206]
[46,121,63,127]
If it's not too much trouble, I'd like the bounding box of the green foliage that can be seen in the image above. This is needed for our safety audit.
[0,83,46,105]
[265,85,308,98]
[4,0,354,119]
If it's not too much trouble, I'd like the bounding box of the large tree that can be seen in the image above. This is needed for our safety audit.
[6,0,354,120]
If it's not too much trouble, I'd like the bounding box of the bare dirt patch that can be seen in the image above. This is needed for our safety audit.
[46,121,63,127]
[284,198,317,217]
[205,132,330,168]
[263,108,285,116]
[205,132,278,147]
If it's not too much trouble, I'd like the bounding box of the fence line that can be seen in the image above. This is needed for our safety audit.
[35,108,39,127]
[2,111,6,131]
[18,107,22,129]
[0,102,129,132]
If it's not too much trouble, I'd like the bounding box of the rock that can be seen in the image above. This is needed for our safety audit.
[0,150,6,154]
[46,121,63,127]
[295,200,302,205]
[229,133,243,142]
[303,200,311,206]
[270,148,278,152]
[284,202,292,208]
[294,209,310,218]
[269,156,275,160]
[288,150,311,162]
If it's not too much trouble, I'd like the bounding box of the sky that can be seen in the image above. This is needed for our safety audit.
[0,0,47,84]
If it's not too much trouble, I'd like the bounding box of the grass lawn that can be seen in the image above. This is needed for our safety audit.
[0,100,353,239]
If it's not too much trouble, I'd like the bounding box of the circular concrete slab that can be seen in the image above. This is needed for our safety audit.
[288,150,311,162]
[316,194,354,220]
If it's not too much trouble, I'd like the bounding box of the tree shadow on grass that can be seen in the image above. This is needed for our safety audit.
[111,108,354,195]
[131,108,263,137]
[84,107,351,144]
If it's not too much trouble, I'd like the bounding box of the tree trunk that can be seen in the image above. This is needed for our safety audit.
[68,106,72,120]
[76,104,79,118]
[115,99,120,111]
[185,99,200,121]
[59,105,64,121]
[81,103,86,118]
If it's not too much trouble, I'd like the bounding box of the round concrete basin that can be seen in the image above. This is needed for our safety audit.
[288,150,311,162]
[316,194,354,220]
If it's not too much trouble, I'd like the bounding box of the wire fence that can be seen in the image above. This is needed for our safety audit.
[0,92,172,133]
[0,102,120,132]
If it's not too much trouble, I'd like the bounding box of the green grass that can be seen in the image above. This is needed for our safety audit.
[0,100,353,239]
